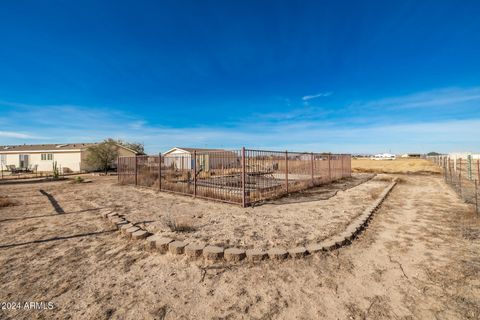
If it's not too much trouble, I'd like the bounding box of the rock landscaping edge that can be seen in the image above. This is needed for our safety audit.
[99,179,398,263]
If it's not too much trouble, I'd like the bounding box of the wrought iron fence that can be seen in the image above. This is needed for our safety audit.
[118,148,351,207]
[427,155,479,214]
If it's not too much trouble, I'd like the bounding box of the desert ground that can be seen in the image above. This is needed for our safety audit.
[352,158,442,174]
[84,173,385,249]
[0,159,479,319]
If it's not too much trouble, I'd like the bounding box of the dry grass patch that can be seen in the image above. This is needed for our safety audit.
[374,176,393,182]
[163,214,197,233]
[352,158,442,174]
[367,187,385,199]
[0,196,15,207]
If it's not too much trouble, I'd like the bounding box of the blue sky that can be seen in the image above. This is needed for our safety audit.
[0,0,479,154]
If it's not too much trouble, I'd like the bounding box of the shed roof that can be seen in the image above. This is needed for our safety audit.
[163,147,227,155]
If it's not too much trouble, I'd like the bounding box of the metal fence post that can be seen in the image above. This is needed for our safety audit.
[285,150,289,193]
[158,152,162,191]
[341,154,344,177]
[444,157,447,182]
[117,156,119,184]
[347,154,352,177]
[242,147,246,207]
[449,158,452,184]
[468,155,472,180]
[459,158,462,195]
[193,150,197,197]
[134,156,138,186]
[311,152,314,184]
[328,154,332,182]
[475,179,478,215]
[477,159,480,183]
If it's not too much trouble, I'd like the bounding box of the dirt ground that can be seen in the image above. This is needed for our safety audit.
[352,158,442,174]
[0,173,479,319]
[80,173,385,249]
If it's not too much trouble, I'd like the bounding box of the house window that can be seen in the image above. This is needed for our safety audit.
[41,153,53,161]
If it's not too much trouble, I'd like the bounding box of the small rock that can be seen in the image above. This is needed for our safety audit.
[107,212,119,219]
[132,230,149,240]
[125,226,140,238]
[169,241,187,255]
[305,243,323,254]
[246,249,267,262]
[114,220,128,229]
[288,247,307,258]
[155,237,174,254]
[321,239,337,251]
[185,243,205,258]
[145,235,164,249]
[224,248,246,262]
[268,248,288,260]
[120,223,134,233]
[203,246,224,261]
[110,218,125,226]
[334,237,346,247]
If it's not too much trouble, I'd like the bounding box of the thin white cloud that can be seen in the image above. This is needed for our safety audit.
[302,92,333,101]
[0,100,136,128]
[0,131,37,139]
[351,86,480,110]
[129,120,147,129]
[253,106,330,121]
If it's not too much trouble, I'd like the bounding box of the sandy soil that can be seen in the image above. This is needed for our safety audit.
[77,173,384,249]
[0,174,479,319]
[353,158,442,174]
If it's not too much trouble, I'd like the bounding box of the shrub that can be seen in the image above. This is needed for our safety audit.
[52,161,60,179]
[0,196,15,208]
[72,176,85,183]
[163,214,196,232]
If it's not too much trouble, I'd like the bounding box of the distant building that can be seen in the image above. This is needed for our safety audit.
[0,143,138,173]
[448,152,480,160]
[372,153,396,160]
[447,152,480,171]
[401,153,421,158]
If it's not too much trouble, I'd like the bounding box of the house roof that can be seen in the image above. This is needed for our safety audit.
[177,147,227,153]
[0,143,97,152]
[0,142,138,154]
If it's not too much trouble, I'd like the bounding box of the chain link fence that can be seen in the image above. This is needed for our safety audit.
[427,155,479,214]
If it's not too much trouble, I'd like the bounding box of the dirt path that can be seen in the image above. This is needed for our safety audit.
[0,174,478,319]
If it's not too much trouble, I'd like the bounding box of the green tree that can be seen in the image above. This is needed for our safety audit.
[104,138,144,155]
[85,140,119,174]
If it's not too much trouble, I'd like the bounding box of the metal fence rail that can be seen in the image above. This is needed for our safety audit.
[427,155,479,214]
[118,147,351,207]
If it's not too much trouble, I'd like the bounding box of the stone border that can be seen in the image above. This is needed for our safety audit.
[99,179,397,263]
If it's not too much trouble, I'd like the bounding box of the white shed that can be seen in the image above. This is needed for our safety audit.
[162,147,240,171]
